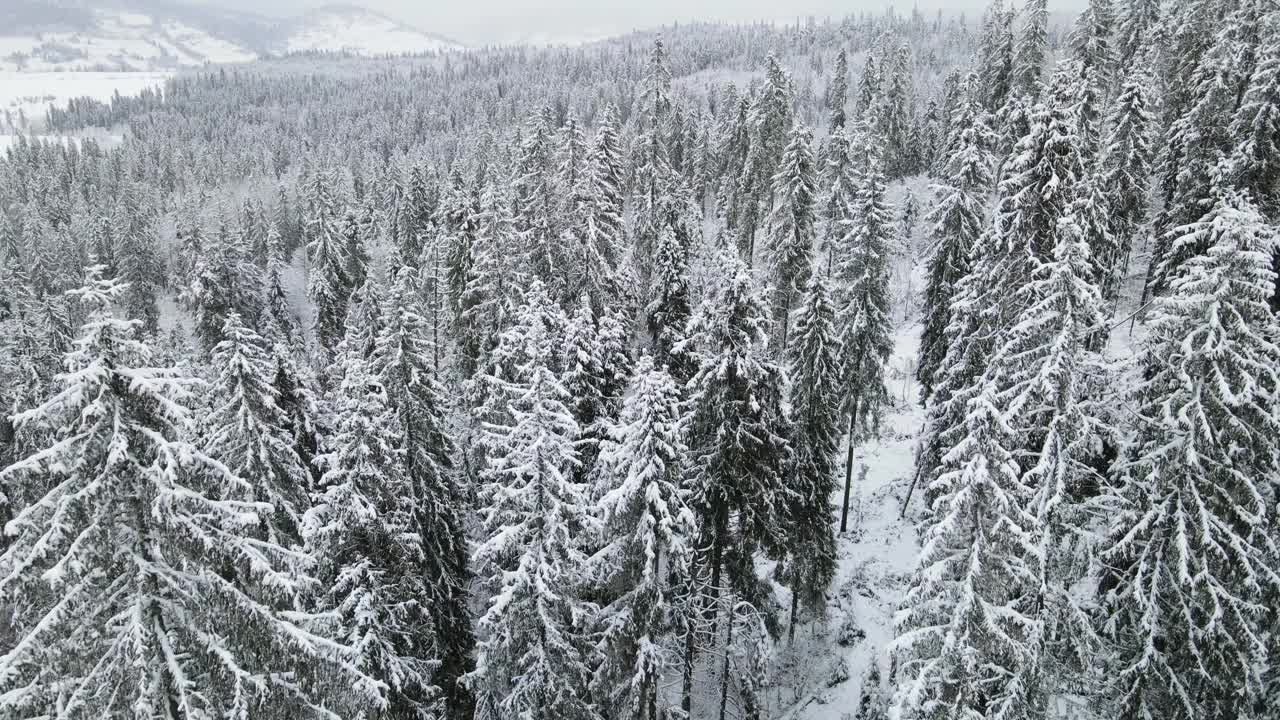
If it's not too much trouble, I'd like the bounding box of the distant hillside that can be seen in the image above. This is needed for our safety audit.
[0,0,463,72]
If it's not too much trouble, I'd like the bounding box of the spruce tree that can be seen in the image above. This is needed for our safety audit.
[203,312,311,547]
[302,166,353,353]
[835,138,895,533]
[1014,0,1050,97]
[589,357,698,720]
[977,0,1016,112]
[0,271,379,717]
[891,388,1039,720]
[1099,179,1280,720]
[827,49,850,131]
[783,274,841,640]
[684,263,791,624]
[917,97,994,400]
[817,127,859,277]
[646,222,698,386]
[737,55,794,263]
[467,281,597,720]
[766,124,817,347]
[1097,63,1154,304]
[306,343,441,719]
[372,266,476,718]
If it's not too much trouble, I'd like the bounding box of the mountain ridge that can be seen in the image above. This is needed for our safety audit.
[0,0,464,71]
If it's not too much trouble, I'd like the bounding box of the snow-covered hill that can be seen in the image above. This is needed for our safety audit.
[0,2,464,74]
[0,7,257,72]
[284,5,463,56]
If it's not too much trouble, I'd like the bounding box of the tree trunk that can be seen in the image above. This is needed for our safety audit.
[839,407,858,533]
[788,585,799,644]
[718,609,735,720]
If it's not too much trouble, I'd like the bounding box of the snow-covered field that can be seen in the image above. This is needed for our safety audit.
[0,70,170,129]
[0,9,256,72]
[285,8,462,55]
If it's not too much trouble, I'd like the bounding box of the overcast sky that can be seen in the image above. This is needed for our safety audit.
[202,0,1069,47]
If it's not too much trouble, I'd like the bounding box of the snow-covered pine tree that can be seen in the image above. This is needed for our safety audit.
[783,274,841,640]
[827,49,850,131]
[989,65,1085,325]
[372,265,476,718]
[457,172,522,379]
[1148,0,1265,295]
[203,312,311,547]
[986,202,1111,703]
[0,270,380,717]
[1229,7,1280,221]
[441,165,478,320]
[857,53,881,120]
[977,0,1016,112]
[1014,0,1050,97]
[737,54,794,264]
[891,386,1040,720]
[562,294,612,484]
[306,341,441,719]
[467,280,597,720]
[1115,0,1161,69]
[646,222,698,386]
[683,262,791,623]
[589,356,698,720]
[632,40,690,298]
[116,218,162,335]
[917,90,994,401]
[876,43,917,178]
[766,124,817,347]
[1097,61,1154,304]
[1098,178,1280,720]
[185,219,263,354]
[262,221,301,343]
[818,127,859,278]
[302,165,353,352]
[835,135,895,532]
[567,109,627,312]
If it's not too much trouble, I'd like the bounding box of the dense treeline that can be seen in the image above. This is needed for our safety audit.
[1,1,1278,719]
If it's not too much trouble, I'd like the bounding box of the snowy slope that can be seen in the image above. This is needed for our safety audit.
[0,8,256,72]
[283,6,463,56]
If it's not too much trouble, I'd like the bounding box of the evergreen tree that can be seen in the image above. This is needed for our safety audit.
[372,267,476,719]
[976,0,1016,112]
[917,98,994,400]
[589,357,698,720]
[306,343,442,719]
[783,274,841,640]
[1099,180,1280,720]
[817,128,859,277]
[203,312,311,547]
[302,166,353,352]
[684,263,791,626]
[891,388,1039,720]
[835,139,895,532]
[1229,8,1280,220]
[737,54,794,263]
[1097,63,1154,304]
[1014,0,1050,97]
[766,124,817,347]
[1115,0,1161,69]
[987,205,1110,702]
[827,49,850,131]
[0,271,379,718]
[646,223,698,386]
[467,281,597,720]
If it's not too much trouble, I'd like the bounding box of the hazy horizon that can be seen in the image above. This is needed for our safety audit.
[192,0,1084,46]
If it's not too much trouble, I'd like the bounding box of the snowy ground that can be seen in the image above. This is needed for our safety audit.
[0,70,165,154]
[0,70,169,132]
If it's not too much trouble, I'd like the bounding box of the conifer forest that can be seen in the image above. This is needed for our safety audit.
[2,0,1280,718]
